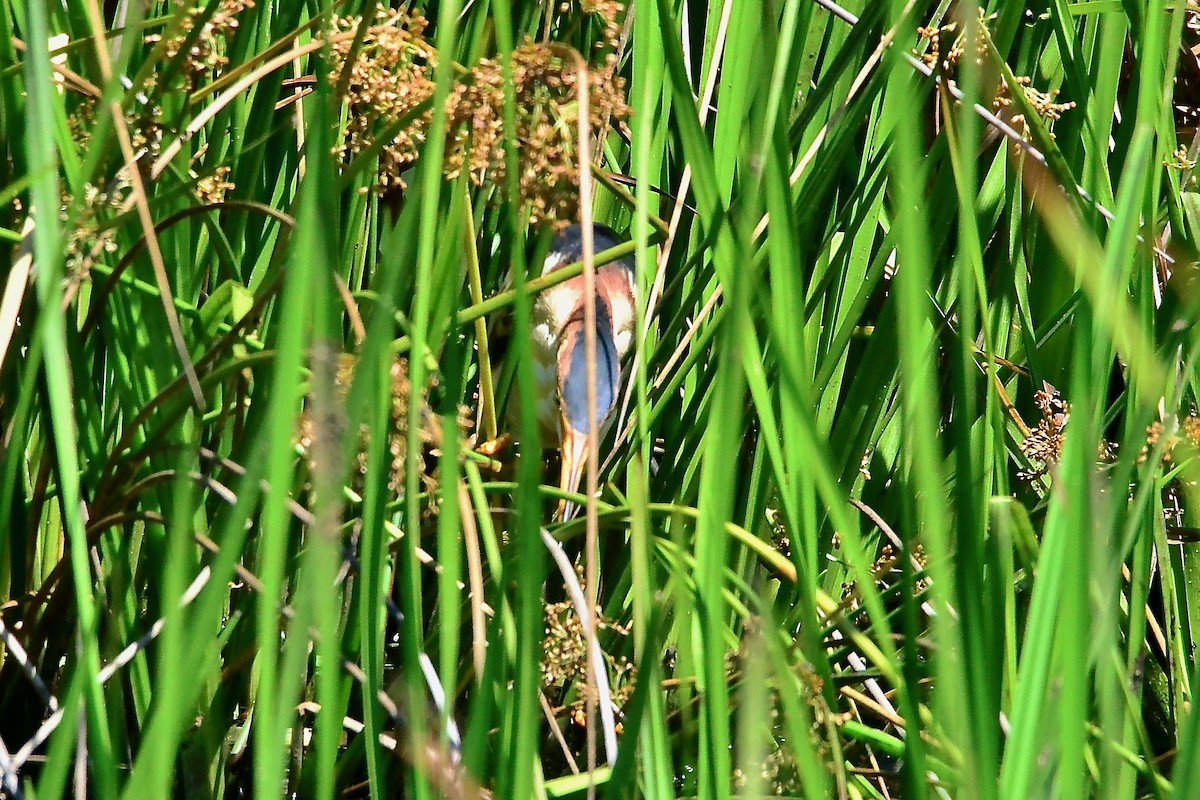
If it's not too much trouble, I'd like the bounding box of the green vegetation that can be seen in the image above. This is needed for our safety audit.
[4,0,1200,797]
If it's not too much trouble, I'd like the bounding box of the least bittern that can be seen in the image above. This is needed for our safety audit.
[531,223,637,518]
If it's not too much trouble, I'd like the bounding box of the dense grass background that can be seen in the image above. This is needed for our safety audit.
[4,0,1200,797]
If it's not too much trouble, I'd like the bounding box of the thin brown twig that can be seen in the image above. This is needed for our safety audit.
[81,0,205,409]
[458,480,488,680]
[8,36,101,97]
[291,36,307,179]
[333,272,367,344]
[77,201,295,333]
[149,36,346,182]
[95,275,282,496]
[575,51,603,793]
[839,684,906,729]
[540,692,581,774]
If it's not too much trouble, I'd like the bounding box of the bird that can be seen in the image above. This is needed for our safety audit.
[531,222,637,518]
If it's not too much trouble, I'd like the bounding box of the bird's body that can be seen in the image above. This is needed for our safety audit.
[532,223,637,516]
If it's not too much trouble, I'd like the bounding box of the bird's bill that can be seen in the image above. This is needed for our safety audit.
[557,426,589,521]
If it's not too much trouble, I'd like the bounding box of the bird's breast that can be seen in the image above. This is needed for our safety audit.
[532,289,572,437]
